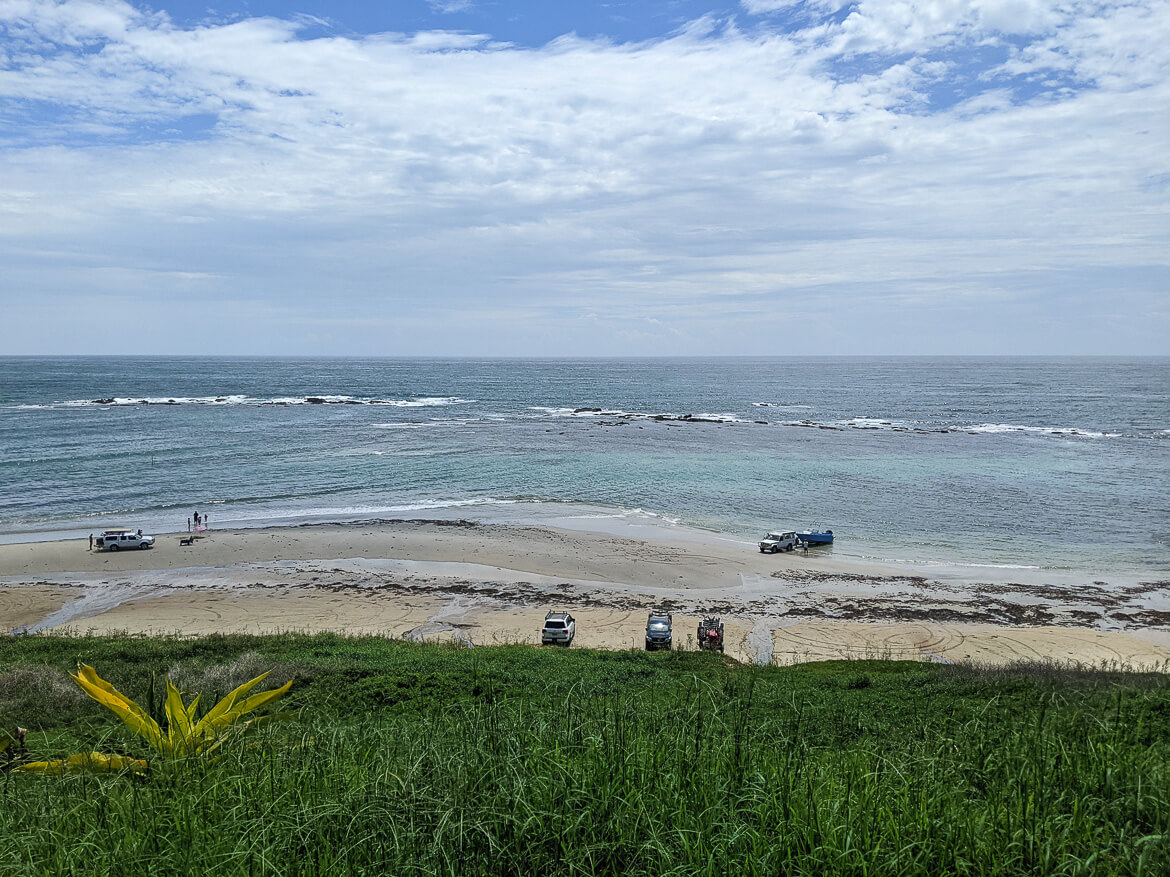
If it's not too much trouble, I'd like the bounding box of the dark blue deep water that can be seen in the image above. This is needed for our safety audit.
[1,357,1167,578]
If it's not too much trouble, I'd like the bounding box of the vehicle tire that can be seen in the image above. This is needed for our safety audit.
[140,542,150,550]
[109,544,119,552]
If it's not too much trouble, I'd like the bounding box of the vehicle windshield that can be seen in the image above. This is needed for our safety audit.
[648,621,669,630]
[545,620,564,628]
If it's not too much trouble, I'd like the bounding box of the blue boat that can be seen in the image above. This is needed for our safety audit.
[796,529,834,546]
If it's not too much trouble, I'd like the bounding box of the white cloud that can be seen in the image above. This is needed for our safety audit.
[813,0,1067,56]
[0,0,1166,354]
[0,0,144,43]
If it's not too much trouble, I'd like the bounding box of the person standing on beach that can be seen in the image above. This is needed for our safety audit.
[188,517,192,532]
[88,533,93,551]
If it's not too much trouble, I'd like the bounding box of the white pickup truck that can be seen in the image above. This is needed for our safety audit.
[758,531,798,553]
[96,529,155,551]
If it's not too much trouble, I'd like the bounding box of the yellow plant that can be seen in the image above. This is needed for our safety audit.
[16,751,148,775]
[14,664,292,774]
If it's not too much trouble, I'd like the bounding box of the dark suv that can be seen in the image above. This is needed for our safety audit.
[645,613,672,651]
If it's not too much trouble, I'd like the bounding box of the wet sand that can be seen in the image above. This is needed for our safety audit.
[0,585,75,634]
[0,519,860,587]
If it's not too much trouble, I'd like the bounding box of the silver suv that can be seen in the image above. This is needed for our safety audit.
[758,531,798,553]
[541,611,575,646]
[96,529,155,551]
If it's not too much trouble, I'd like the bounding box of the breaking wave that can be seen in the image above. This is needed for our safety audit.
[10,397,1152,441]
[14,395,476,409]
[527,406,758,425]
[776,418,1129,438]
[965,423,1121,438]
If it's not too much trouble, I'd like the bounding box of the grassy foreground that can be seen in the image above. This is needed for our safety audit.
[1,633,1168,876]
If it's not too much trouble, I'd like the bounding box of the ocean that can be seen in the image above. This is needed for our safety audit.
[1,356,1167,583]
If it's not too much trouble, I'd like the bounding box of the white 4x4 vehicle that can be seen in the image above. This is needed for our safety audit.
[758,531,798,553]
[541,611,575,646]
[96,529,155,551]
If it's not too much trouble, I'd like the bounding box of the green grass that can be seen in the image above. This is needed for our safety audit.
[2,632,1169,875]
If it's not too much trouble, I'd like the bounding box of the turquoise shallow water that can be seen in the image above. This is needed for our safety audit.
[1,356,1167,580]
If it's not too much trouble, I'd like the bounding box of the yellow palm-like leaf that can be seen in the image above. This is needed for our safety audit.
[200,711,292,756]
[15,751,148,775]
[64,664,291,760]
[185,693,202,725]
[71,665,165,753]
[194,671,274,735]
[198,670,271,720]
[194,679,293,748]
[164,679,195,755]
[225,681,294,725]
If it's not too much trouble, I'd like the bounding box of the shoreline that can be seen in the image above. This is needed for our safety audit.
[3,499,1165,588]
[3,519,1169,668]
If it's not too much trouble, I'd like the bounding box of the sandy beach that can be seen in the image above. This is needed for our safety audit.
[3,520,1168,668]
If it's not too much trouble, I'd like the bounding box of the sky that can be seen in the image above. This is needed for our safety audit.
[0,0,1167,356]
